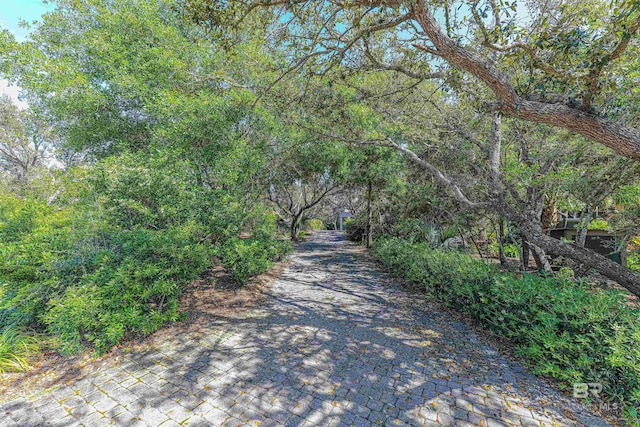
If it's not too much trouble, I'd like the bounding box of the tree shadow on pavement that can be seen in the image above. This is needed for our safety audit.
[0,232,611,427]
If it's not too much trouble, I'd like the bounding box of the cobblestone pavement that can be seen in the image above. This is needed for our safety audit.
[1,231,611,427]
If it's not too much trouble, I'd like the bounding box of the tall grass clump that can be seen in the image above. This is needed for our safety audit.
[0,325,39,373]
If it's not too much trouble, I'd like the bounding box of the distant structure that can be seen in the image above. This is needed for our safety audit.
[338,210,353,231]
[547,211,625,263]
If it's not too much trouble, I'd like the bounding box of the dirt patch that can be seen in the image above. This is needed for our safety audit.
[0,258,289,403]
[178,259,290,322]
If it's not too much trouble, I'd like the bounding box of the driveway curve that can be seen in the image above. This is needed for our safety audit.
[1,231,611,426]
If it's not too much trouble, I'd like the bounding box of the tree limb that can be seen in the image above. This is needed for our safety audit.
[412,0,640,160]
[361,137,491,209]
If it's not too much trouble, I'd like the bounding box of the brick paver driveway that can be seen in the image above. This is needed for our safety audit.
[1,231,611,426]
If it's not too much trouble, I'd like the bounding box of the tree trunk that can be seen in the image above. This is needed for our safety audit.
[484,230,491,261]
[290,222,297,241]
[521,238,530,270]
[575,209,591,247]
[469,232,485,262]
[541,198,555,234]
[620,245,629,269]
[366,180,373,248]
[519,220,640,297]
[290,213,302,241]
[498,217,507,266]
[506,228,522,266]
[529,242,552,272]
[616,235,630,268]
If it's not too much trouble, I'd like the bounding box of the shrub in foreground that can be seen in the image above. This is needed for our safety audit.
[42,226,212,354]
[371,236,640,418]
[0,155,290,356]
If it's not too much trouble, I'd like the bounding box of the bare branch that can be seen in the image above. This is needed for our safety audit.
[363,40,443,80]
[411,42,439,56]
[438,124,488,154]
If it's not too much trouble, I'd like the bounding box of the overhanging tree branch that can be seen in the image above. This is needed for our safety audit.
[359,137,491,209]
[411,0,640,160]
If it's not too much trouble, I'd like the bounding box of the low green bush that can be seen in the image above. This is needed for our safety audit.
[42,225,212,354]
[306,219,325,231]
[392,218,441,247]
[488,241,519,258]
[221,237,290,284]
[0,195,84,328]
[0,198,213,354]
[629,251,640,271]
[557,266,575,280]
[371,236,640,417]
[587,218,610,231]
[504,243,519,258]
[344,217,366,242]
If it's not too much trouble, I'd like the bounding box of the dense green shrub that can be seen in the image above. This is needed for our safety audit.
[344,217,366,242]
[43,225,212,354]
[587,218,610,231]
[0,153,289,356]
[221,237,290,284]
[0,196,78,327]
[392,218,441,247]
[371,236,640,415]
[488,241,519,258]
[629,251,640,271]
[0,192,213,354]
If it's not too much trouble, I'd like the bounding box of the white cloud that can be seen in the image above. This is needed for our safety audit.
[0,79,28,109]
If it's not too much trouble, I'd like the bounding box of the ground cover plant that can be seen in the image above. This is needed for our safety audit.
[0,325,39,374]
